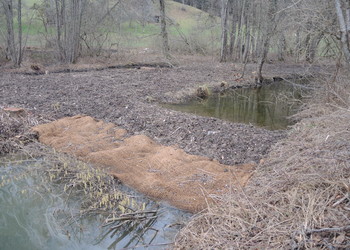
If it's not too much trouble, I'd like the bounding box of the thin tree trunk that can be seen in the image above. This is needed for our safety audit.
[228,2,236,59]
[256,38,269,84]
[55,0,64,61]
[239,0,247,62]
[277,32,286,61]
[305,33,323,63]
[220,0,229,62]
[256,0,277,84]
[159,0,170,59]
[16,0,22,66]
[335,0,350,64]
[2,0,16,63]
[295,28,301,62]
[253,1,263,62]
[54,0,85,63]
[242,25,250,62]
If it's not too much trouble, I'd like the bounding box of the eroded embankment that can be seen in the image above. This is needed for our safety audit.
[33,115,255,212]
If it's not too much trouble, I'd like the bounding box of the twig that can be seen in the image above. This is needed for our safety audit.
[332,194,349,207]
[120,210,158,216]
[171,127,182,136]
[105,215,157,223]
[306,225,350,234]
[119,242,174,250]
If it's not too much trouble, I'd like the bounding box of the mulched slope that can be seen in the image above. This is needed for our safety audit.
[0,61,291,165]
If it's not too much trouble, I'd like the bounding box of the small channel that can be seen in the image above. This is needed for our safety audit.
[164,81,308,130]
[0,157,189,250]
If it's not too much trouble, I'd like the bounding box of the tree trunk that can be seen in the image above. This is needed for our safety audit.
[55,0,65,61]
[220,0,229,62]
[54,0,85,63]
[256,0,277,84]
[305,33,323,63]
[159,0,171,59]
[2,0,15,62]
[242,26,250,63]
[253,1,263,62]
[16,0,22,67]
[1,0,23,67]
[277,32,286,61]
[228,2,236,59]
[335,0,350,64]
[295,28,301,62]
[256,38,269,84]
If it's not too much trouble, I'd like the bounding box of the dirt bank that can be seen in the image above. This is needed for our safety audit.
[0,57,322,165]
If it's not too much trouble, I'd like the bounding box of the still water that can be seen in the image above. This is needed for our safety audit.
[165,81,307,130]
[0,158,187,250]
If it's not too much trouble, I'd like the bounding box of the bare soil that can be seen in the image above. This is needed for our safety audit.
[0,56,323,165]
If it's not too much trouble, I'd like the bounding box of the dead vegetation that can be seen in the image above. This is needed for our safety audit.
[174,71,350,249]
[0,107,42,155]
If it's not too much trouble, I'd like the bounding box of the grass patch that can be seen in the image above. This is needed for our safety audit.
[1,0,221,53]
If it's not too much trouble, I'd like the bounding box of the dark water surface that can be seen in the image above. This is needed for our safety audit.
[164,81,307,130]
[0,159,188,250]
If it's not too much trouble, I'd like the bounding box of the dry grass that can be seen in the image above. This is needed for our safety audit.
[175,71,350,249]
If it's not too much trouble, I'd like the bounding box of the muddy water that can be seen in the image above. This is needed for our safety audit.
[0,159,188,250]
[165,81,306,130]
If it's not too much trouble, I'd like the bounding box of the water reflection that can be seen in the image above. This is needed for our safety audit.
[0,159,188,250]
[164,82,306,130]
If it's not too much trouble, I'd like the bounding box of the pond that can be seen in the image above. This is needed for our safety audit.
[164,81,308,130]
[0,157,188,250]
